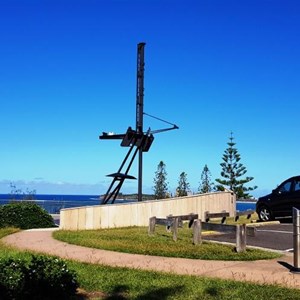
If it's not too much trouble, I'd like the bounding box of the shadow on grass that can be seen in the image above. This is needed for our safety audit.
[204,285,221,297]
[103,285,129,300]
[78,284,186,300]
[135,285,185,300]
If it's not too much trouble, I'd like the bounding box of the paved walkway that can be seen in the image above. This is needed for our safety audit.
[2,228,300,289]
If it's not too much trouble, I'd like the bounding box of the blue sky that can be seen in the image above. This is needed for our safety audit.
[1,0,299,197]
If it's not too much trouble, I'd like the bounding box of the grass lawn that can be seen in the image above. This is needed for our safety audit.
[53,224,280,261]
[1,228,300,299]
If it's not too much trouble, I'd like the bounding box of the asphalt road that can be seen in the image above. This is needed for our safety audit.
[204,221,295,252]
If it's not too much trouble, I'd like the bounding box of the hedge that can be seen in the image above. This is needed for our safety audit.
[0,255,78,299]
[0,202,55,229]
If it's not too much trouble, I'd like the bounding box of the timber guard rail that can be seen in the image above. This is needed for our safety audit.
[148,210,256,253]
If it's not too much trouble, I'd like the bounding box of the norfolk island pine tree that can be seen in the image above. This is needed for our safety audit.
[215,132,257,199]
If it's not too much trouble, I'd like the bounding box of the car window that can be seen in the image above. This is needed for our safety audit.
[294,180,300,192]
[278,181,292,193]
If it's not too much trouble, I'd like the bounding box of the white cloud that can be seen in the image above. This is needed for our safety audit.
[0,179,108,195]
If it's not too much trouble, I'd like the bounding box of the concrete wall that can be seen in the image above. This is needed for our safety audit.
[60,191,236,230]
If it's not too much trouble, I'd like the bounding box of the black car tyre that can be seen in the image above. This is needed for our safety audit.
[257,205,273,222]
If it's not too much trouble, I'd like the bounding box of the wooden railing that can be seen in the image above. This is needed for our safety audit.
[149,210,256,252]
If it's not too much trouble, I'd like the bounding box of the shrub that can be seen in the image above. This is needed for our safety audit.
[0,255,78,300]
[0,202,55,229]
[0,258,28,299]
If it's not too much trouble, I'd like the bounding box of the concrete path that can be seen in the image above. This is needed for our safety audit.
[2,228,300,289]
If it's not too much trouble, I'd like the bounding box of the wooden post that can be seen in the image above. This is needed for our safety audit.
[172,217,179,241]
[236,224,246,252]
[193,219,202,245]
[148,216,156,235]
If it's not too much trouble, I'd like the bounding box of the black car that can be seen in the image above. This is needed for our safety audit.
[256,176,300,221]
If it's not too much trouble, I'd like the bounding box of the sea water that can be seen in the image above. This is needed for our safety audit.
[0,194,256,214]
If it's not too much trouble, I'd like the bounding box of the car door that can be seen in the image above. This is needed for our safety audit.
[290,177,300,211]
[269,178,293,217]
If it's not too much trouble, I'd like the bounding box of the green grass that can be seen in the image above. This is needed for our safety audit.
[0,227,19,239]
[1,228,300,299]
[53,224,280,261]
[0,227,32,260]
[68,260,300,300]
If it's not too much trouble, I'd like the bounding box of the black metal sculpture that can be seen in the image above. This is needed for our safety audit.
[99,43,178,204]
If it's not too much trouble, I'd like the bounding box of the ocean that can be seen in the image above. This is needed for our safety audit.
[0,194,255,214]
[0,194,137,214]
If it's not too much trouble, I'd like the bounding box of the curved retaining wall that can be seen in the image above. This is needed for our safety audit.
[60,191,236,230]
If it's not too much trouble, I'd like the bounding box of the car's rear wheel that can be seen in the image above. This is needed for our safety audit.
[257,205,273,222]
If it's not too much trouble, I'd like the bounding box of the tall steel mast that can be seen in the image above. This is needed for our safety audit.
[99,43,178,204]
[136,42,145,202]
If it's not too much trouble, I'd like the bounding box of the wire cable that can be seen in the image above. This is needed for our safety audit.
[143,112,178,127]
